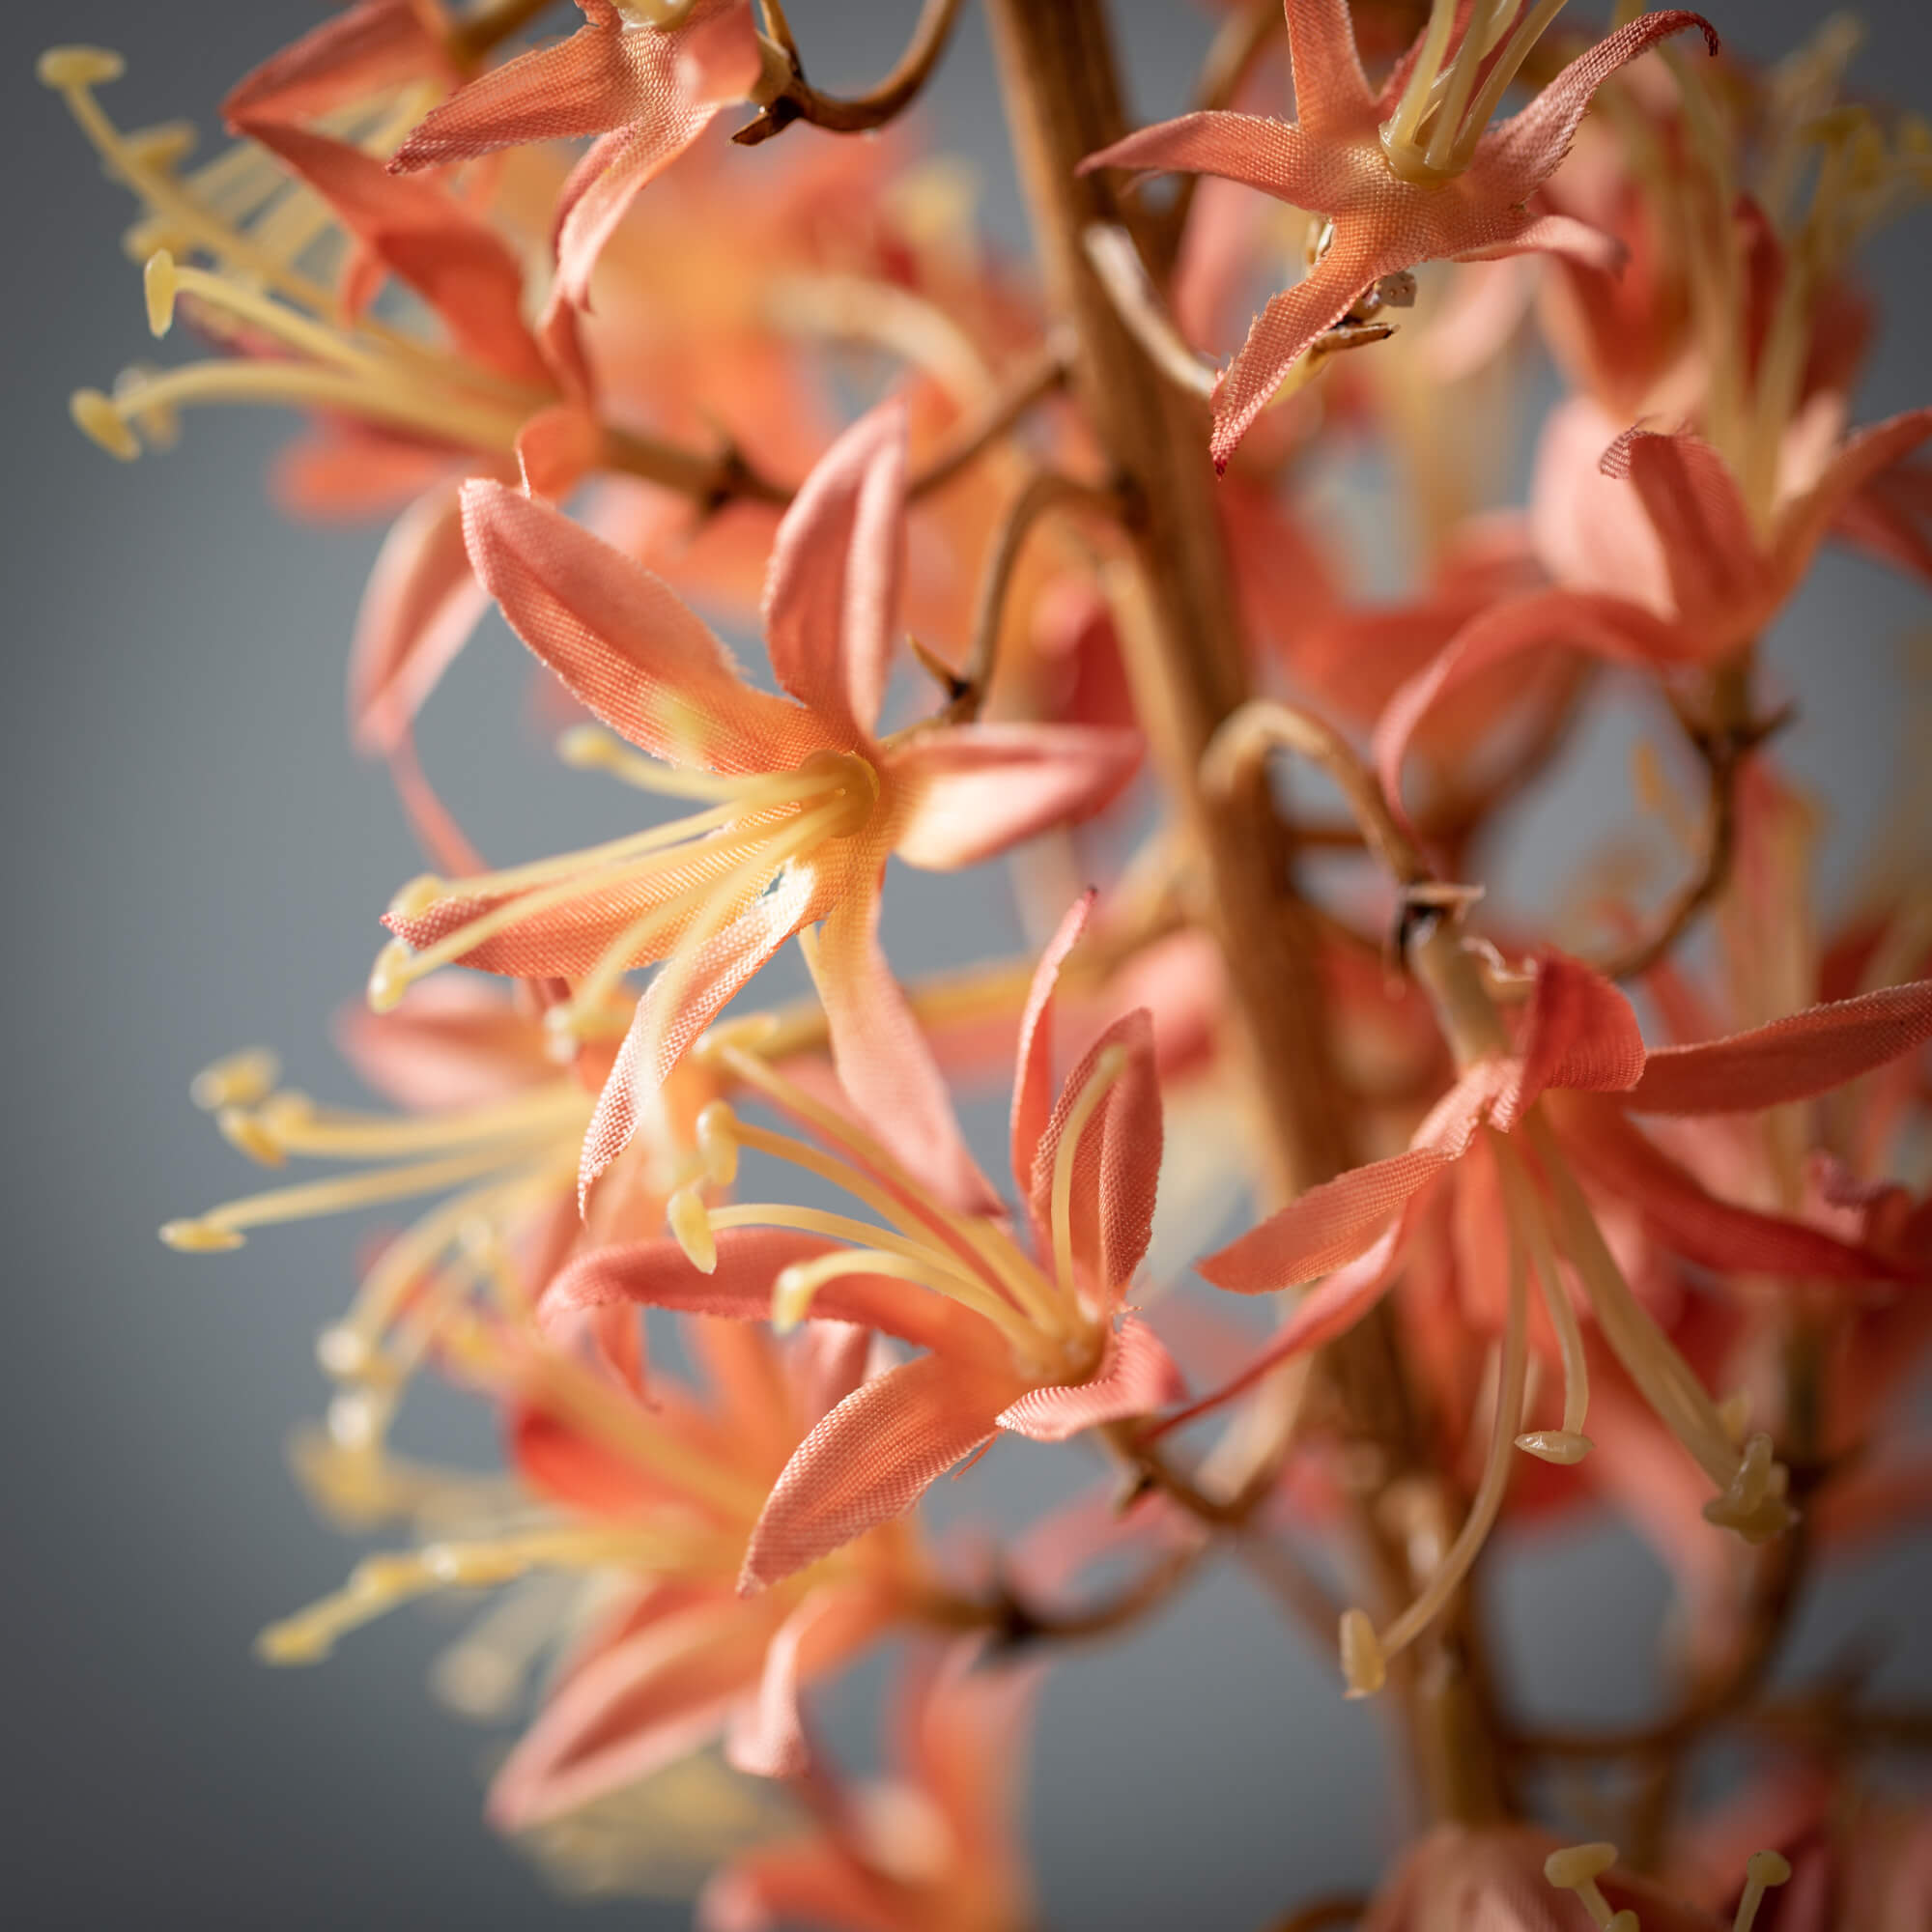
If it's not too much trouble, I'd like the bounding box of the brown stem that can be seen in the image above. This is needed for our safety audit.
[947,471,1123,722]
[983,0,1512,1826]
[734,0,963,145]
[598,423,790,509]
[919,1547,1204,1649]
[906,330,1076,500]
[1268,1897,1369,1932]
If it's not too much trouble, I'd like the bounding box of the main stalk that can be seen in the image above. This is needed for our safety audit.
[982,0,1511,1825]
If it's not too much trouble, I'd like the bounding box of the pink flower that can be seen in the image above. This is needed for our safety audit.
[541,890,1185,1591]
[699,1643,1038,1932]
[1081,2,1718,469]
[378,404,1138,1205]
[390,0,769,306]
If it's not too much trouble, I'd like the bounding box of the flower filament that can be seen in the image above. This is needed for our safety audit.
[1381,0,1570,184]
[41,47,553,464]
[370,744,882,1051]
[680,1038,1132,1385]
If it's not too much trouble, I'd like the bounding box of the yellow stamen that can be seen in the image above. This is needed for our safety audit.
[668,1182,718,1273]
[1494,1135,1593,1463]
[189,1045,279,1111]
[1544,1842,1637,1931]
[1339,1606,1386,1698]
[1733,1851,1791,1932]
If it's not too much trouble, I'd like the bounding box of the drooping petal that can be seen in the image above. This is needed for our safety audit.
[460,478,811,773]
[1165,1217,1410,1434]
[333,979,556,1111]
[740,1353,1018,1592]
[1079,111,1342,208]
[761,403,908,743]
[542,1229,990,1361]
[1451,211,1625,273]
[1373,587,1697,828]
[1556,1096,1918,1284]
[1028,1009,1163,1297]
[487,1591,782,1830]
[724,1582,896,1779]
[1772,406,1932,592]
[579,863,817,1194]
[1199,1062,1500,1293]
[996,1320,1184,1442]
[1210,239,1390,471]
[1625,980,1932,1116]
[1010,891,1096,1203]
[1495,950,1647,1127]
[808,885,1001,1217]
[514,404,603,502]
[349,480,493,754]
[1475,12,1719,210]
[889,722,1143,870]
[1597,424,1769,631]
[222,0,452,130]
[245,123,552,387]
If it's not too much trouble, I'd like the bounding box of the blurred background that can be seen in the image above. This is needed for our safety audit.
[4,3,1928,1925]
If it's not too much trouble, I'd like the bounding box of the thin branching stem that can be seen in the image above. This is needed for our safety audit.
[735,0,964,145]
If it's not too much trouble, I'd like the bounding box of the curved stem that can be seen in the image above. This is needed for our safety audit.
[906,330,1076,500]
[734,0,964,145]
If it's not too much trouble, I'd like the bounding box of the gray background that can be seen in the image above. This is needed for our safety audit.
[4,3,1927,1926]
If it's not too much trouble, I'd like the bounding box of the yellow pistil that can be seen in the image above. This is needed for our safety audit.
[1381,0,1569,184]
[43,50,555,466]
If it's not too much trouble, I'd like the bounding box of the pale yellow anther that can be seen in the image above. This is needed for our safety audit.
[1545,1842,1633,1929]
[316,1324,373,1379]
[144,248,179,337]
[216,1106,287,1168]
[190,1045,279,1111]
[1733,1851,1792,1932]
[668,1183,717,1274]
[1516,1429,1593,1465]
[386,874,445,921]
[71,387,139,461]
[696,1102,739,1188]
[367,938,414,1013]
[772,1264,815,1335]
[115,366,181,448]
[120,120,196,172]
[1339,1607,1386,1699]
[556,724,621,771]
[1717,1390,1752,1445]
[618,0,700,27]
[158,1217,245,1253]
[37,45,126,91]
[1702,1431,1796,1544]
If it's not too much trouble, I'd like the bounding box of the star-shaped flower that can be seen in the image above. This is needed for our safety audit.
[1081,1,1718,469]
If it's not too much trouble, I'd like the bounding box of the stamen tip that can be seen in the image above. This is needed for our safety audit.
[1516,1429,1593,1465]
[667,1183,717,1273]
[1745,1850,1792,1888]
[38,44,125,90]
[190,1046,279,1111]
[1338,1606,1386,1698]
[696,1100,739,1188]
[71,387,140,461]
[556,724,616,770]
[143,248,178,338]
[159,1217,244,1253]
[1545,1843,1618,1889]
[254,1620,329,1666]
[772,1264,812,1334]
[217,1106,286,1168]
[385,874,444,921]
[367,939,413,1012]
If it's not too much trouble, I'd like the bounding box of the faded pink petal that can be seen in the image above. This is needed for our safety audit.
[1452,211,1625,272]
[810,887,1001,1217]
[1282,0,1376,135]
[890,722,1143,870]
[761,402,907,744]
[460,478,812,773]
[246,123,552,387]
[333,979,554,1111]
[223,0,452,130]
[1010,890,1096,1201]
[1627,980,1932,1116]
[1079,111,1334,207]
[724,1583,895,1779]
[741,1353,1017,1591]
[349,479,493,754]
[488,1591,781,1830]
[514,404,603,501]
[1374,587,1697,828]
[996,1319,1184,1442]
[1772,406,1932,589]
[1027,1009,1163,1297]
